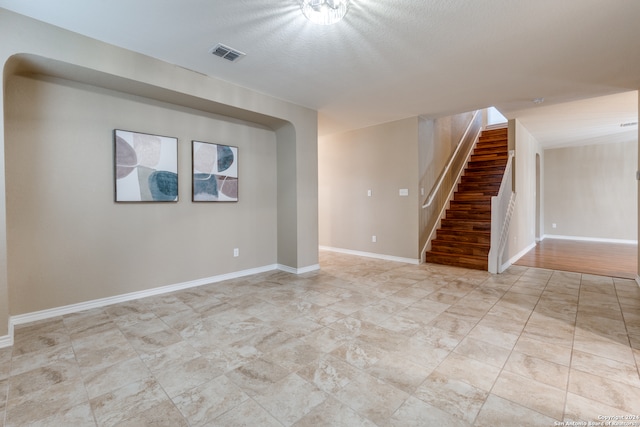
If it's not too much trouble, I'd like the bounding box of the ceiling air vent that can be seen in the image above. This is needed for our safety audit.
[210,43,246,62]
[620,121,638,127]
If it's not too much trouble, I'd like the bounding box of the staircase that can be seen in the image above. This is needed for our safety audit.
[425,127,508,270]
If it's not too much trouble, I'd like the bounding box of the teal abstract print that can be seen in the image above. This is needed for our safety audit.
[192,141,238,202]
[114,130,178,202]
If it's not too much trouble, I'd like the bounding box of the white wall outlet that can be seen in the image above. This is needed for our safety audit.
[372,236,377,243]
[552,223,557,229]
[367,189,372,197]
[399,189,409,196]
[233,248,239,257]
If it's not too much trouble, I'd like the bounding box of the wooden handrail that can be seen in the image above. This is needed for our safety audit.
[422,110,480,209]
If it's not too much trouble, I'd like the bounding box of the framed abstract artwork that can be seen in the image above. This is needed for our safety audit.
[114,129,178,202]
[192,140,238,202]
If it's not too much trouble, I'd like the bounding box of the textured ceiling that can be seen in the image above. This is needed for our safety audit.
[1,0,639,144]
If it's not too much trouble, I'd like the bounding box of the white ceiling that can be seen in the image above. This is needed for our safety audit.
[1,0,639,145]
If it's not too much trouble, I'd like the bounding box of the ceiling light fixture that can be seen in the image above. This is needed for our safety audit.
[301,0,350,25]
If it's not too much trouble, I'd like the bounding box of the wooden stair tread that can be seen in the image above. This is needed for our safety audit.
[425,127,508,271]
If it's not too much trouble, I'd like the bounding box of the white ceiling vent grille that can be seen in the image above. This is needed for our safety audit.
[210,43,246,62]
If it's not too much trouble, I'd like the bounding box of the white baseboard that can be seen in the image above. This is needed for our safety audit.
[319,246,420,265]
[1,262,319,349]
[542,234,638,245]
[0,334,12,348]
[504,242,537,270]
[278,264,320,274]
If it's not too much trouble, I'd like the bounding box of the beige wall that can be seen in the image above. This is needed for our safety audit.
[0,9,318,337]
[318,118,419,260]
[5,75,279,314]
[544,140,638,241]
[505,119,543,261]
[418,112,475,250]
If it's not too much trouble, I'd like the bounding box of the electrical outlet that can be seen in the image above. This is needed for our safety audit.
[552,223,557,229]
[367,189,372,197]
[233,248,239,257]
[372,236,377,243]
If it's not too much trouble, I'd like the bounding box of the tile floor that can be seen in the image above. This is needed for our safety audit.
[1,251,640,426]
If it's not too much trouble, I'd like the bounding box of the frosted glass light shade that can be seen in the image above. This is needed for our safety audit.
[301,0,350,25]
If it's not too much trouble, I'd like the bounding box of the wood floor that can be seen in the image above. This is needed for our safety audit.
[514,238,638,279]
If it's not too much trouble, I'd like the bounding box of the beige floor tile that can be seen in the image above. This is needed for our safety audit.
[293,396,377,427]
[272,317,323,338]
[0,377,7,415]
[8,343,76,376]
[390,335,451,371]
[572,329,636,364]
[564,392,632,425]
[12,319,70,357]
[330,340,386,370]
[8,356,82,400]
[474,394,559,427]
[172,375,249,427]
[412,324,463,350]
[356,321,410,352]
[262,339,320,371]
[571,349,640,388]
[466,324,520,351]
[301,326,353,353]
[379,308,440,336]
[495,291,541,310]
[334,371,409,425]
[71,328,139,372]
[151,356,224,398]
[366,352,433,394]
[568,369,640,414]
[211,398,282,427]
[5,252,640,426]
[414,371,488,424]
[244,326,297,354]
[82,356,152,399]
[20,402,96,427]
[105,302,156,327]
[453,336,512,368]
[429,311,479,336]
[429,290,471,305]
[521,315,575,348]
[432,352,501,392]
[492,370,565,420]
[298,354,358,394]
[90,378,169,427]
[533,301,578,323]
[389,395,471,427]
[201,340,263,372]
[504,351,569,390]
[5,378,88,426]
[512,335,573,366]
[254,373,327,427]
[226,357,290,397]
[508,283,545,297]
[116,400,189,427]
[63,309,115,339]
